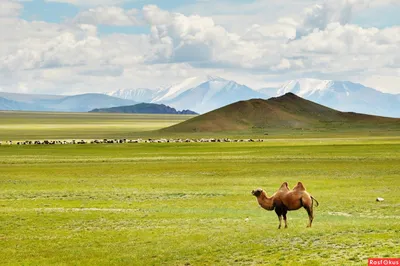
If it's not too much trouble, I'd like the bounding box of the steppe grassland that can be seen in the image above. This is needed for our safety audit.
[2,111,400,142]
[0,111,194,141]
[1,138,400,265]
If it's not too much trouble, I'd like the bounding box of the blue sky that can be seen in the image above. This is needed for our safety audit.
[352,5,400,28]
[1,0,399,95]
[21,0,78,23]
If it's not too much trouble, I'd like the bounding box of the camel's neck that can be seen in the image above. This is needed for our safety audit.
[257,192,274,210]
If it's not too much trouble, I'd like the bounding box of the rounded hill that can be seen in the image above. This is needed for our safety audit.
[160,93,400,132]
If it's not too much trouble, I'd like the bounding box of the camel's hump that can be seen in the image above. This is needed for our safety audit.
[279,182,290,191]
[293,182,306,191]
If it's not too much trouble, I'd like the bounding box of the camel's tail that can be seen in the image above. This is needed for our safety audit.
[311,196,319,208]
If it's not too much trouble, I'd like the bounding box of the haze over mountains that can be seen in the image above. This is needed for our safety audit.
[1,76,399,117]
[0,92,136,112]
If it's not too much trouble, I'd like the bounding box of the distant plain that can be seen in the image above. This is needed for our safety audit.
[1,111,399,265]
[0,111,194,141]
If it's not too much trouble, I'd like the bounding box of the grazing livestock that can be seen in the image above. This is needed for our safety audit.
[252,182,319,228]
[1,138,265,146]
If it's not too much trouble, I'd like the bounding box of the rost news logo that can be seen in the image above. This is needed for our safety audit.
[369,258,400,266]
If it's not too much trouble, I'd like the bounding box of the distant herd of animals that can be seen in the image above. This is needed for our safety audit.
[252,182,319,228]
[0,138,265,146]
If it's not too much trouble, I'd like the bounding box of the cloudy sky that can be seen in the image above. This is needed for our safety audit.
[1,0,399,95]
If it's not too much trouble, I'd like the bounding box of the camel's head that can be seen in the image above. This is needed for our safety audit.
[252,188,263,197]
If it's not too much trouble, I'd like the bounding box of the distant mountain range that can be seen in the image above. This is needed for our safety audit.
[0,96,38,111]
[1,77,399,117]
[0,92,136,112]
[161,93,400,133]
[106,77,400,117]
[276,79,400,118]
[106,76,265,114]
[90,103,198,115]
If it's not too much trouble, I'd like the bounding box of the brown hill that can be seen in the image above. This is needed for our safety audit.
[160,93,400,132]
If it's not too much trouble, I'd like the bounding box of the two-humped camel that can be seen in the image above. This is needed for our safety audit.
[252,182,319,228]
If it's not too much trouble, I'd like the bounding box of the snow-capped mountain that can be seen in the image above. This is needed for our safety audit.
[276,78,400,117]
[105,77,213,105]
[106,76,267,114]
[106,88,155,103]
[159,76,266,114]
[277,79,333,97]
[104,77,400,117]
[152,76,209,103]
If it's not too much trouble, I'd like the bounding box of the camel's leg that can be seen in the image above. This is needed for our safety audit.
[275,208,282,229]
[282,209,288,228]
[305,205,314,228]
[278,215,282,229]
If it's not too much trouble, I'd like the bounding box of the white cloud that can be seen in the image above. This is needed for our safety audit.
[296,1,353,39]
[242,19,297,41]
[291,23,400,54]
[295,0,400,39]
[285,23,400,74]
[359,68,400,94]
[73,6,142,26]
[0,23,105,72]
[1,62,201,95]
[142,5,284,69]
[0,0,23,17]
[176,0,313,34]
[0,2,399,95]
[143,5,172,25]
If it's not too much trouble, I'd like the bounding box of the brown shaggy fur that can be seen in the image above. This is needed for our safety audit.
[252,182,319,228]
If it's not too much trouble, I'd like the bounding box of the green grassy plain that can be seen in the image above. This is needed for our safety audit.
[1,111,400,265]
[1,139,400,265]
